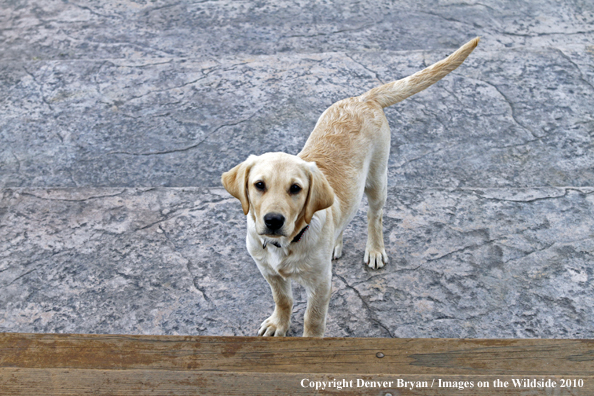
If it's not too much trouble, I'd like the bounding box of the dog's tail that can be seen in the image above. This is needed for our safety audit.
[360,37,479,108]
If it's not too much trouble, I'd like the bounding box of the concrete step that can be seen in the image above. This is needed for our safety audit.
[2,0,593,61]
[1,0,593,342]
[2,1,593,189]
[2,186,592,338]
[1,46,593,188]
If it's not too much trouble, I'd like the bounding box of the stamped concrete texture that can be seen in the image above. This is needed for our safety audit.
[1,0,593,338]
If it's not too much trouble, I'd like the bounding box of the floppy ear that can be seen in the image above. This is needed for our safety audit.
[221,155,257,215]
[304,162,335,223]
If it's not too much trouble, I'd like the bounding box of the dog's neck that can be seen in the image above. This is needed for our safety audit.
[263,225,309,249]
[291,224,309,243]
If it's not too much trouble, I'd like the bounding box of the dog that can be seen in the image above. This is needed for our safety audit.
[222,37,479,337]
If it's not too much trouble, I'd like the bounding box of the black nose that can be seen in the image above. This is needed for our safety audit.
[264,213,285,231]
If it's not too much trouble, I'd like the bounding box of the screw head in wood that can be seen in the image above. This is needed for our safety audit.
[376,352,385,358]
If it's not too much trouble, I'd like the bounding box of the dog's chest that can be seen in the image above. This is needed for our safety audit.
[262,247,305,278]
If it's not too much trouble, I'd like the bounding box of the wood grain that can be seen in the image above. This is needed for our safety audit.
[1,333,593,395]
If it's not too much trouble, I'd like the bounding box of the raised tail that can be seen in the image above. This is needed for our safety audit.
[360,37,479,108]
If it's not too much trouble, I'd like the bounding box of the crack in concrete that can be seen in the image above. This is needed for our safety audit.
[127,74,212,102]
[449,2,497,12]
[282,25,369,40]
[566,188,594,196]
[475,78,539,140]
[503,242,557,265]
[490,135,544,150]
[392,146,447,169]
[468,188,569,203]
[1,248,75,289]
[11,152,21,174]
[440,85,464,107]
[106,107,262,156]
[5,268,38,287]
[344,53,385,84]
[59,31,179,58]
[415,10,476,28]
[22,65,55,112]
[334,273,394,338]
[18,190,127,202]
[134,200,211,232]
[143,2,183,15]
[425,237,499,263]
[157,224,211,304]
[500,30,594,37]
[553,47,594,92]
[135,215,176,231]
[66,1,119,20]
[118,59,176,68]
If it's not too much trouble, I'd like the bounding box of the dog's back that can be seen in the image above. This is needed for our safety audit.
[299,37,480,230]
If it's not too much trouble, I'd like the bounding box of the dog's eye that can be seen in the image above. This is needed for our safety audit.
[289,184,302,194]
[254,181,266,191]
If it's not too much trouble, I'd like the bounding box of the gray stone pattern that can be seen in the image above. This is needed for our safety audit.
[1,0,593,338]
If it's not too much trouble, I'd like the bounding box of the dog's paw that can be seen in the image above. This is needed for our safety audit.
[332,242,343,260]
[332,234,344,260]
[364,248,388,270]
[258,315,290,337]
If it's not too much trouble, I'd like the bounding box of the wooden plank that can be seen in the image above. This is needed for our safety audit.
[2,369,593,395]
[1,333,593,375]
[1,333,593,395]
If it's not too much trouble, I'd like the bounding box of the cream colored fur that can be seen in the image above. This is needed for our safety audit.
[222,37,479,337]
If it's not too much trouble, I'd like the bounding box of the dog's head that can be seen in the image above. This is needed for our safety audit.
[222,152,334,240]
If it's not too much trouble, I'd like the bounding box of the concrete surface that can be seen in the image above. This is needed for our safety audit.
[1,0,593,338]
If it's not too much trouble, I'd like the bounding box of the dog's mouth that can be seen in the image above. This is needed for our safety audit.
[261,235,285,249]
[258,225,287,238]
[260,231,285,237]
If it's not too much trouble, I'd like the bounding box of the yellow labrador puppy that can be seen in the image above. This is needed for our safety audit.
[222,38,479,337]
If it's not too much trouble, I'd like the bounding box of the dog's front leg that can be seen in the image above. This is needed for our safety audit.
[258,273,293,336]
[302,268,332,337]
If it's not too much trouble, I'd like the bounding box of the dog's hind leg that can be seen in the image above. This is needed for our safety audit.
[364,146,389,269]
